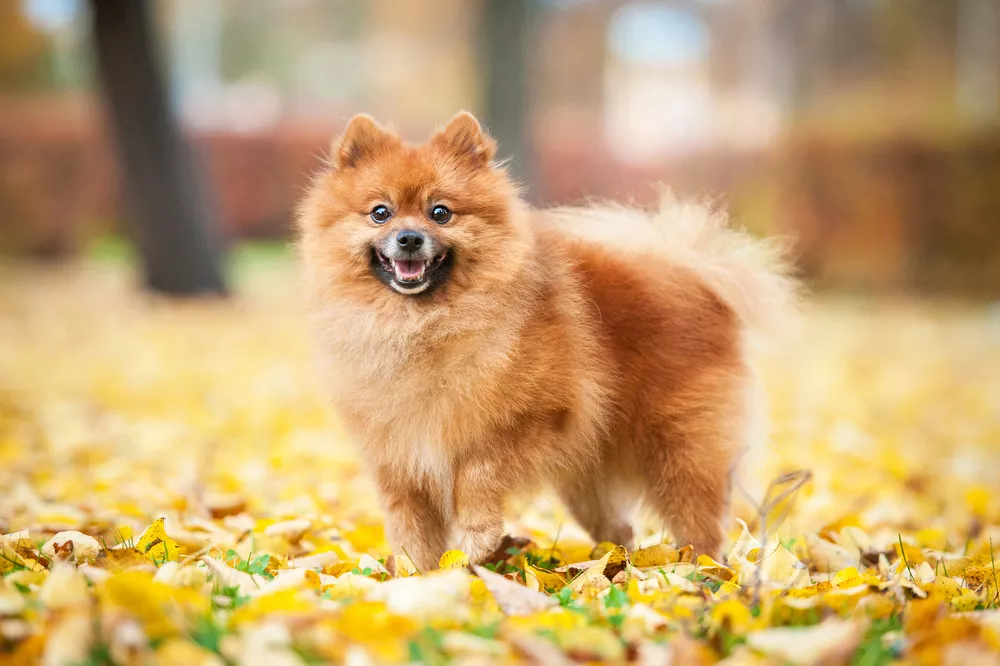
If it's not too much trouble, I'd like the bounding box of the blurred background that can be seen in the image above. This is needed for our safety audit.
[1,0,999,295]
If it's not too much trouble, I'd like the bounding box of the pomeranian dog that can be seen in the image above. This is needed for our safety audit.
[297,112,797,571]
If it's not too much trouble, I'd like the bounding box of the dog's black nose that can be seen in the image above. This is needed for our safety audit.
[396,230,424,251]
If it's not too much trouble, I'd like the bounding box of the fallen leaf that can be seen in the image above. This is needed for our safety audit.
[201,556,261,596]
[40,531,100,563]
[151,639,226,666]
[631,543,680,568]
[747,618,865,665]
[41,609,93,666]
[568,545,631,597]
[472,565,558,615]
[263,519,312,544]
[438,549,470,571]
[38,563,89,609]
[1,531,45,572]
[369,570,473,620]
[135,518,180,563]
[524,563,567,593]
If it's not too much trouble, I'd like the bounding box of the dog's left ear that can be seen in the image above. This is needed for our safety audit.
[432,111,497,167]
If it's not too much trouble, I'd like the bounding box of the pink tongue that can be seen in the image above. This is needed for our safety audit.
[395,259,424,279]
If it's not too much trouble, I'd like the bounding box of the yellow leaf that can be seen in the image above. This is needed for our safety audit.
[507,608,588,633]
[568,545,630,597]
[524,564,566,593]
[439,549,470,570]
[113,525,134,546]
[231,588,315,625]
[631,544,679,568]
[135,518,180,563]
[1,531,44,573]
[470,578,493,607]
[696,554,736,582]
[951,588,982,613]
[914,528,947,551]
[322,571,379,600]
[712,580,742,599]
[344,524,386,553]
[965,486,991,518]
[99,571,208,639]
[858,593,897,619]
[152,639,225,666]
[337,601,415,661]
[557,626,626,662]
[602,545,630,580]
[96,546,156,571]
[708,598,755,637]
[832,567,863,587]
[552,540,593,565]
[923,576,961,605]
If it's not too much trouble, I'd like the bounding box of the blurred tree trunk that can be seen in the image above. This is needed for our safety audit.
[88,0,226,295]
[479,0,535,197]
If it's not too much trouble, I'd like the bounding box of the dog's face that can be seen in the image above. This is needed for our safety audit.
[298,112,530,303]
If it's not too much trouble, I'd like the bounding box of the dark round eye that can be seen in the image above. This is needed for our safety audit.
[370,205,392,224]
[429,205,451,224]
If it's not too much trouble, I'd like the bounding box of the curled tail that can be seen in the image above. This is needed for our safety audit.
[546,191,802,342]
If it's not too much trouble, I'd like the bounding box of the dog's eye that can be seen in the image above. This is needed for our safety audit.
[370,205,392,224]
[429,205,452,224]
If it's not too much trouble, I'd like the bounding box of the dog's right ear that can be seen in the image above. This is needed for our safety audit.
[330,114,398,169]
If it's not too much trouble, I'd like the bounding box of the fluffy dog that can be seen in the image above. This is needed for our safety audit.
[297,112,797,571]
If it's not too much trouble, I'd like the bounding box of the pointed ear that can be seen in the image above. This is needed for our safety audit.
[432,111,496,166]
[330,114,398,169]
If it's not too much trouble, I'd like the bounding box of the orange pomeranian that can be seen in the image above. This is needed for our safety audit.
[297,112,798,571]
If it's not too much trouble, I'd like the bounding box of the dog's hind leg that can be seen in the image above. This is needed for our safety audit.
[638,372,749,559]
[555,473,634,549]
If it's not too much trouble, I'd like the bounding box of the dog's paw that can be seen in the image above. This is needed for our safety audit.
[457,527,504,565]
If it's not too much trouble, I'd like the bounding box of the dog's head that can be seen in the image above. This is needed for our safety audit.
[298,112,531,302]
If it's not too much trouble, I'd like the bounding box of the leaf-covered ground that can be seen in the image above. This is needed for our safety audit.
[2,261,1000,665]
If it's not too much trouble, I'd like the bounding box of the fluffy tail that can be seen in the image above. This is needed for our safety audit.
[547,192,800,509]
[546,191,801,342]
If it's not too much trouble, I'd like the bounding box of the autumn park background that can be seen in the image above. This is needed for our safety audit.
[1,1,1000,665]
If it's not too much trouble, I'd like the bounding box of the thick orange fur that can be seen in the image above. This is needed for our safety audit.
[297,112,798,571]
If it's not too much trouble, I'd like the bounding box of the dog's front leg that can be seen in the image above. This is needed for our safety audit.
[375,466,448,572]
[454,456,505,563]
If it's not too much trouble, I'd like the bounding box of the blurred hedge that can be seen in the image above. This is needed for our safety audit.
[771,133,1000,295]
[1,96,998,294]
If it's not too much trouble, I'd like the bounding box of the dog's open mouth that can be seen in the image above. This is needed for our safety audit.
[373,248,449,286]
